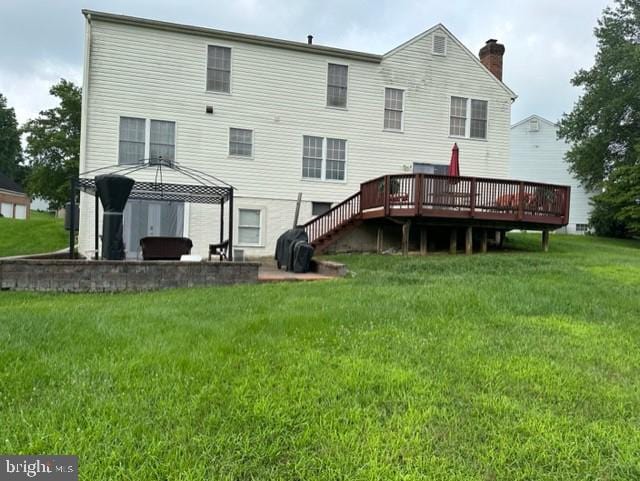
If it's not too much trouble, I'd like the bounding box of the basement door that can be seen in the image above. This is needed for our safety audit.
[123,200,184,259]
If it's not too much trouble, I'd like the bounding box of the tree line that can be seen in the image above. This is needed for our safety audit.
[1,80,80,209]
[1,0,639,234]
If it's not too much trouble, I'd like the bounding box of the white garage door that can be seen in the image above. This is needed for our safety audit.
[14,204,27,219]
[0,203,13,218]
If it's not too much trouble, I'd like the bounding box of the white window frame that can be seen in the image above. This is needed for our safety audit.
[204,44,233,95]
[228,127,254,158]
[432,34,447,56]
[236,207,265,247]
[383,86,406,133]
[448,96,489,141]
[325,61,349,110]
[117,117,178,165]
[300,136,348,183]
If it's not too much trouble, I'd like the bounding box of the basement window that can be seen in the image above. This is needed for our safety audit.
[312,202,332,216]
[238,208,262,245]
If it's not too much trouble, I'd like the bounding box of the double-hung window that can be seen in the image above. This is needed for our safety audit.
[207,45,231,93]
[449,97,488,139]
[327,63,348,108]
[384,88,404,130]
[119,117,146,164]
[302,136,347,181]
[118,117,176,165]
[238,208,262,245]
[229,128,253,157]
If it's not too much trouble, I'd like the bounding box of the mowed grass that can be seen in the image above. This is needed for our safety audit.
[0,211,67,257]
[1,234,639,480]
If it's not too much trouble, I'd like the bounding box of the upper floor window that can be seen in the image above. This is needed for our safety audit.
[119,117,145,164]
[229,128,253,157]
[149,120,176,163]
[449,97,488,139]
[327,63,348,108]
[118,117,176,165]
[384,88,404,131]
[302,136,347,181]
[207,45,231,93]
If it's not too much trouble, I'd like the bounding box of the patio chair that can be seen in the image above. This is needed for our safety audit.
[208,240,229,261]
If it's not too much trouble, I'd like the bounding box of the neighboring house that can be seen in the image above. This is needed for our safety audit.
[510,115,592,234]
[0,172,30,220]
[78,10,516,259]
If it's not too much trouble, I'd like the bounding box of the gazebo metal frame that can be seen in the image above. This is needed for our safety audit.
[69,159,236,260]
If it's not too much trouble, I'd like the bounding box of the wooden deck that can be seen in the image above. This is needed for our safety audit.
[303,173,571,252]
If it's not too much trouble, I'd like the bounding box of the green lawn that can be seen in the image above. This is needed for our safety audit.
[1,234,639,480]
[0,210,67,257]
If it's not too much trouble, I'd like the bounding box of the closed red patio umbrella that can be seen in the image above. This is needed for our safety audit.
[448,143,460,177]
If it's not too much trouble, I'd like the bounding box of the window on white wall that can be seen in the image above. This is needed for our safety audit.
[302,136,347,181]
[326,138,346,180]
[312,202,332,216]
[207,45,231,93]
[302,136,323,179]
[118,117,146,164]
[449,97,467,137]
[450,97,488,140]
[384,88,404,130]
[229,128,253,157]
[150,120,176,163]
[327,63,348,108]
[238,208,261,245]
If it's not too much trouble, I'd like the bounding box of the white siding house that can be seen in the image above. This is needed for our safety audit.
[78,10,516,259]
[510,115,592,234]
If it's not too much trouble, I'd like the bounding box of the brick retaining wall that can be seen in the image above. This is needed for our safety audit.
[0,259,259,293]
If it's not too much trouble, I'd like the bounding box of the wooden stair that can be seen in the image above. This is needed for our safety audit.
[303,192,361,253]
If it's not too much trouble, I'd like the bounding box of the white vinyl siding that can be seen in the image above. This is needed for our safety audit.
[229,128,253,157]
[149,120,176,163]
[238,208,261,245]
[450,97,488,140]
[384,88,404,130]
[206,45,231,93]
[118,117,146,164]
[327,63,348,108]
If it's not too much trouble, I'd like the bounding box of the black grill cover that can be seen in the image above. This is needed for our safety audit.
[95,174,135,260]
[292,241,314,273]
[275,228,308,270]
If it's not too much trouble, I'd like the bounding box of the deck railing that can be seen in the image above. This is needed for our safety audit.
[303,192,361,243]
[305,174,570,244]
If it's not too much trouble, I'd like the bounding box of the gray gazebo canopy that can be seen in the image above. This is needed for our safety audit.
[70,159,235,259]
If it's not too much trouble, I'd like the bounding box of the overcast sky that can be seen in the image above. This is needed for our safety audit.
[1,0,612,125]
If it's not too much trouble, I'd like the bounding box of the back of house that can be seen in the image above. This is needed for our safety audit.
[78,10,516,259]
[509,115,592,234]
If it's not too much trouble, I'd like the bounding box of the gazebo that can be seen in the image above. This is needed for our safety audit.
[69,159,235,260]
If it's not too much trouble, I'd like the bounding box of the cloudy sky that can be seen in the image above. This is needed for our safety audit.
[1,0,612,125]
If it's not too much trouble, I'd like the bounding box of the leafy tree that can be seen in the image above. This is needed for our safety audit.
[558,0,640,236]
[22,79,81,209]
[0,93,23,182]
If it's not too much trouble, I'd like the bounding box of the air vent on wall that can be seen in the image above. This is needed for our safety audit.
[529,118,540,132]
[433,34,447,55]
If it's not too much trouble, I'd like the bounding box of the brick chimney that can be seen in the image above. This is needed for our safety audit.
[479,39,505,81]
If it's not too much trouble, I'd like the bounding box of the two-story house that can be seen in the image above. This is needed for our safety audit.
[77,10,516,259]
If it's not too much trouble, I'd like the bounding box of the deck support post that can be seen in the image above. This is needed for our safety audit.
[420,227,428,256]
[376,226,384,254]
[402,220,411,256]
[449,228,457,255]
[480,229,488,254]
[465,226,473,255]
[542,229,550,252]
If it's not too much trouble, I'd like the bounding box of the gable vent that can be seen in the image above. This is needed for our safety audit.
[529,118,540,132]
[433,34,447,55]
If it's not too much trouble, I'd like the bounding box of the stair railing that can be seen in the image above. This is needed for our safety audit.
[303,192,361,243]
